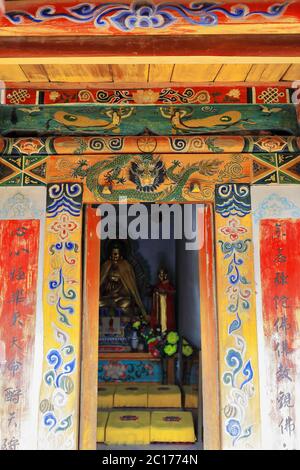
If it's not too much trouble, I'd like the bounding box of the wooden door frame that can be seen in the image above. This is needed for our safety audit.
[79,202,221,450]
[79,206,100,450]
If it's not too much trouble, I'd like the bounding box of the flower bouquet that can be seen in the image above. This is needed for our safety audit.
[125,319,152,352]
[147,330,179,359]
[125,318,180,359]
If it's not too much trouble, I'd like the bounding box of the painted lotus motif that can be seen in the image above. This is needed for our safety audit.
[220,218,248,241]
[50,214,78,240]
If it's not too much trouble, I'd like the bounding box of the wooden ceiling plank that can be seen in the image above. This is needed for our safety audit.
[0,64,28,81]
[281,64,300,81]
[171,64,222,82]
[245,64,266,82]
[258,64,291,81]
[214,64,252,82]
[148,64,174,83]
[21,64,49,82]
[111,64,149,83]
[44,64,112,82]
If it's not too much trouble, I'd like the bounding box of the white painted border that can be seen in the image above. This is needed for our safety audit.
[251,185,300,450]
[0,187,46,450]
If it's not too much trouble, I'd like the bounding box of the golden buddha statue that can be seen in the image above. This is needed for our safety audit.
[100,244,147,318]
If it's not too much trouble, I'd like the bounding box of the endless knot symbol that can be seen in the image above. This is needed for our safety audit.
[7,89,30,104]
[258,87,285,104]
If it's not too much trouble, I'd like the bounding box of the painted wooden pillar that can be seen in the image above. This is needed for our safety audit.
[0,187,46,450]
[38,183,83,450]
[214,183,261,449]
[79,206,100,450]
[252,186,300,449]
[199,203,221,450]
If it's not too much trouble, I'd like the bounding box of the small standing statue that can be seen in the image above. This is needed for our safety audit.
[151,268,176,333]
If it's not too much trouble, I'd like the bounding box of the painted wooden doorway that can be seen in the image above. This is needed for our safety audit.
[79,203,220,450]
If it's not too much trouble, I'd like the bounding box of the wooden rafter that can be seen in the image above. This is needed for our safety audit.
[0,34,300,64]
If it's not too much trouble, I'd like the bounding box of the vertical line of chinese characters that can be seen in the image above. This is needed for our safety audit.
[0,220,40,450]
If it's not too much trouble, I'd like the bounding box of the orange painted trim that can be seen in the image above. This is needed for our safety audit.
[199,203,221,450]
[79,205,100,450]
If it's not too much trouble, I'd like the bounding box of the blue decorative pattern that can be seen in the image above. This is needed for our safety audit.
[216,184,251,217]
[5,2,290,30]
[39,183,82,448]
[40,330,76,435]
[48,267,76,326]
[253,192,300,222]
[217,183,255,447]
[45,349,76,389]
[47,183,82,218]
[219,240,251,320]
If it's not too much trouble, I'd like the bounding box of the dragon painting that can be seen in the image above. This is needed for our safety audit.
[71,154,222,201]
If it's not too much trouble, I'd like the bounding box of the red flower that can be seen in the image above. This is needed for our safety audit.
[220,218,247,241]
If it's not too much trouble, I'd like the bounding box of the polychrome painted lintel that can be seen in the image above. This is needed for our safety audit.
[0,1,299,36]
[1,135,299,156]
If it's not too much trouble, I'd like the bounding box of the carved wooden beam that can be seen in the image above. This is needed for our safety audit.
[0,1,299,36]
[0,34,300,64]
[0,135,299,156]
[0,103,298,136]
[0,84,294,105]
[0,2,299,63]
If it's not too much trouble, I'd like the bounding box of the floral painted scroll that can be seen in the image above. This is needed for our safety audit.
[215,183,261,449]
[38,183,83,450]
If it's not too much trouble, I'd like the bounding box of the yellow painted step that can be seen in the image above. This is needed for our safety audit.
[97,384,116,409]
[147,384,182,408]
[105,411,151,445]
[114,384,148,408]
[151,411,196,443]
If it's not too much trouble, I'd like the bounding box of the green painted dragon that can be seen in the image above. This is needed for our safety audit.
[72,154,222,202]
